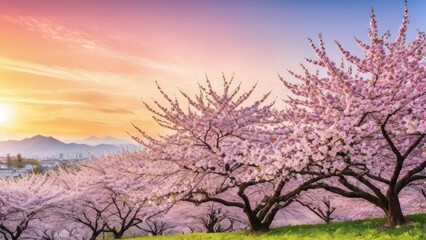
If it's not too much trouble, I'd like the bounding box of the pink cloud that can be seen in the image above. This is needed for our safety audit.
[1,15,185,74]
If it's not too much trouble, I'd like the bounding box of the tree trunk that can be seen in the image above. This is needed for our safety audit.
[384,192,406,227]
[12,230,23,240]
[246,222,270,233]
[89,231,102,240]
[113,231,124,239]
[243,209,270,233]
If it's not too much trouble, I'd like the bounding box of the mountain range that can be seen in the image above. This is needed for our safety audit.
[73,136,136,146]
[0,135,140,158]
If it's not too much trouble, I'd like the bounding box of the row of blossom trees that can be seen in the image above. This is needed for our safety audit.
[0,5,424,239]
[0,163,165,240]
[1,169,423,239]
[0,158,254,239]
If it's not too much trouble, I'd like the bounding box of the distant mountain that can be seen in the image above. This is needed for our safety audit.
[76,136,136,147]
[74,136,141,152]
[0,135,125,157]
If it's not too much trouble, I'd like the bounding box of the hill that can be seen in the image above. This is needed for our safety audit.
[127,214,426,240]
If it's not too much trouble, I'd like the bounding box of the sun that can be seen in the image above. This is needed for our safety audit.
[0,104,13,124]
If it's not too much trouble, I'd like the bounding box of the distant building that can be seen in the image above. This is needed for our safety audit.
[0,168,32,178]
[41,160,60,167]
[0,170,20,177]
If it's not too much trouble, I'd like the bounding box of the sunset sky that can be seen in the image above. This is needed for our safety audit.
[0,0,425,141]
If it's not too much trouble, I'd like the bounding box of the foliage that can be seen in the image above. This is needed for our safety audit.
[0,174,70,240]
[51,159,158,240]
[128,77,335,232]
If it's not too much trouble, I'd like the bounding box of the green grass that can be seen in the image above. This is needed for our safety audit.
[127,214,426,240]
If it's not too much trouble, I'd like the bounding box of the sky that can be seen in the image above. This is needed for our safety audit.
[0,0,425,141]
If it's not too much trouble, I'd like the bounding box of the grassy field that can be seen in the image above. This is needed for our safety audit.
[127,214,426,240]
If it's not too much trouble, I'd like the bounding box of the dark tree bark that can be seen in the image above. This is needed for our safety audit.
[385,191,406,226]
[70,201,111,240]
[197,205,240,233]
[313,116,425,227]
[296,197,336,223]
[0,211,36,240]
[104,194,145,239]
[184,173,333,233]
[139,219,168,236]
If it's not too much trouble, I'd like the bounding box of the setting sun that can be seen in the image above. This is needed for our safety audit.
[0,104,13,124]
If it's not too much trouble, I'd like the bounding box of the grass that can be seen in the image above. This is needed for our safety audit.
[127,214,426,240]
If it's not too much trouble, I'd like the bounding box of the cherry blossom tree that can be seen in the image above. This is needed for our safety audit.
[192,204,247,233]
[295,190,337,223]
[139,219,169,236]
[0,175,68,240]
[53,169,109,240]
[36,220,84,240]
[130,76,334,232]
[53,162,151,240]
[281,5,425,226]
[103,192,146,239]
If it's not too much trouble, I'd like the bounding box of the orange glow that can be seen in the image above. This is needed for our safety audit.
[0,104,13,124]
